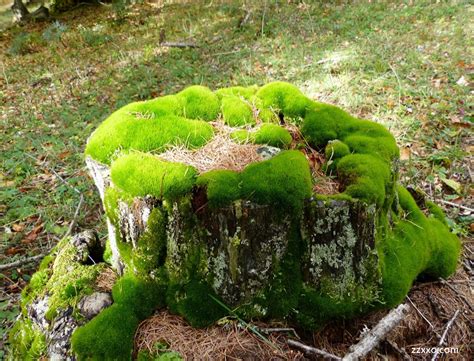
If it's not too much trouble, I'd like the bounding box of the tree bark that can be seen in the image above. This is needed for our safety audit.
[86,157,382,309]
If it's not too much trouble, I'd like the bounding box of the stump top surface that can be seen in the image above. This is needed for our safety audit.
[86,82,399,209]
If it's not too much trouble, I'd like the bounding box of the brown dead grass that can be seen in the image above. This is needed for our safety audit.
[95,267,117,292]
[160,120,341,195]
[134,312,303,360]
[159,121,264,173]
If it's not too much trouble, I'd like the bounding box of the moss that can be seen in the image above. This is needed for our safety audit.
[132,207,168,276]
[215,85,257,100]
[241,150,312,212]
[71,303,139,361]
[85,111,214,165]
[103,239,113,265]
[256,81,311,120]
[296,286,370,330]
[38,254,55,271]
[230,129,251,143]
[176,85,220,121]
[8,319,46,361]
[197,151,312,212]
[220,95,255,126]
[166,279,226,328]
[337,154,391,207]
[111,152,197,201]
[426,200,448,225]
[264,224,303,319]
[253,123,292,148]
[196,170,241,208]
[378,186,461,307]
[72,274,166,360]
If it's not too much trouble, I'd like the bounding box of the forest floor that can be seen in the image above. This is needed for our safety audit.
[1,1,472,359]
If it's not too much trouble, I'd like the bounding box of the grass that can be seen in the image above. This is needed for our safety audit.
[0,0,472,347]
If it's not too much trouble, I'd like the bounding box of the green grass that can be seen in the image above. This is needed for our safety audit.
[1,0,472,343]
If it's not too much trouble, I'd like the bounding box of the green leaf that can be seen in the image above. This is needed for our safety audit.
[440,177,462,194]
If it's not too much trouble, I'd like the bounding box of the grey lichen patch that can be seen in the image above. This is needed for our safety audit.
[301,199,380,301]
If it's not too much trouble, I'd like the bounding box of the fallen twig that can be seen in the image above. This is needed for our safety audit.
[160,42,198,48]
[287,339,341,360]
[407,296,440,336]
[438,199,473,213]
[342,303,410,361]
[64,193,84,239]
[0,254,45,271]
[431,310,460,361]
[260,327,299,338]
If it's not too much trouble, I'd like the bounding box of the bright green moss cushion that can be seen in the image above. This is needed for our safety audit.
[85,112,214,165]
[110,152,197,201]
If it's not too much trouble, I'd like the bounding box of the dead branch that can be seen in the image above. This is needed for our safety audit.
[0,254,45,271]
[431,310,460,361]
[342,303,410,361]
[438,199,474,213]
[160,42,199,48]
[260,327,298,337]
[287,339,341,360]
[64,193,84,239]
[407,296,440,336]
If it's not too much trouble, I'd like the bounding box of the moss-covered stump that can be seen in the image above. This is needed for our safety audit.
[10,82,461,360]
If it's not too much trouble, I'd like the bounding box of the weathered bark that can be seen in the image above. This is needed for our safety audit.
[86,157,381,309]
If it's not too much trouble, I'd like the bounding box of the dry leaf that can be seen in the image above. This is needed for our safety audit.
[12,224,25,232]
[400,146,411,160]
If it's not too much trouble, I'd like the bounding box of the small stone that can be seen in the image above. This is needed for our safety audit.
[78,292,113,319]
[256,146,281,160]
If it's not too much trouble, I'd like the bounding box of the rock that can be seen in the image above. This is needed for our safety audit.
[78,292,113,320]
[256,145,281,159]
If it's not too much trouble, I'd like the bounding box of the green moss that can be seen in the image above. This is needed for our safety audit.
[72,274,166,360]
[111,152,197,200]
[132,207,168,276]
[426,200,448,225]
[221,95,255,126]
[8,319,46,360]
[46,242,107,320]
[166,279,226,328]
[85,111,214,165]
[378,186,461,307]
[176,85,220,121]
[337,154,391,207]
[103,239,113,265]
[256,81,311,119]
[230,129,251,143]
[215,85,257,100]
[296,286,370,330]
[325,139,350,161]
[197,151,312,212]
[196,170,241,208]
[254,123,292,148]
[38,254,55,271]
[241,150,312,212]
[71,303,139,361]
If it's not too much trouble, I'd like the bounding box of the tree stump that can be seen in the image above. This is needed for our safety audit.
[9,82,460,360]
